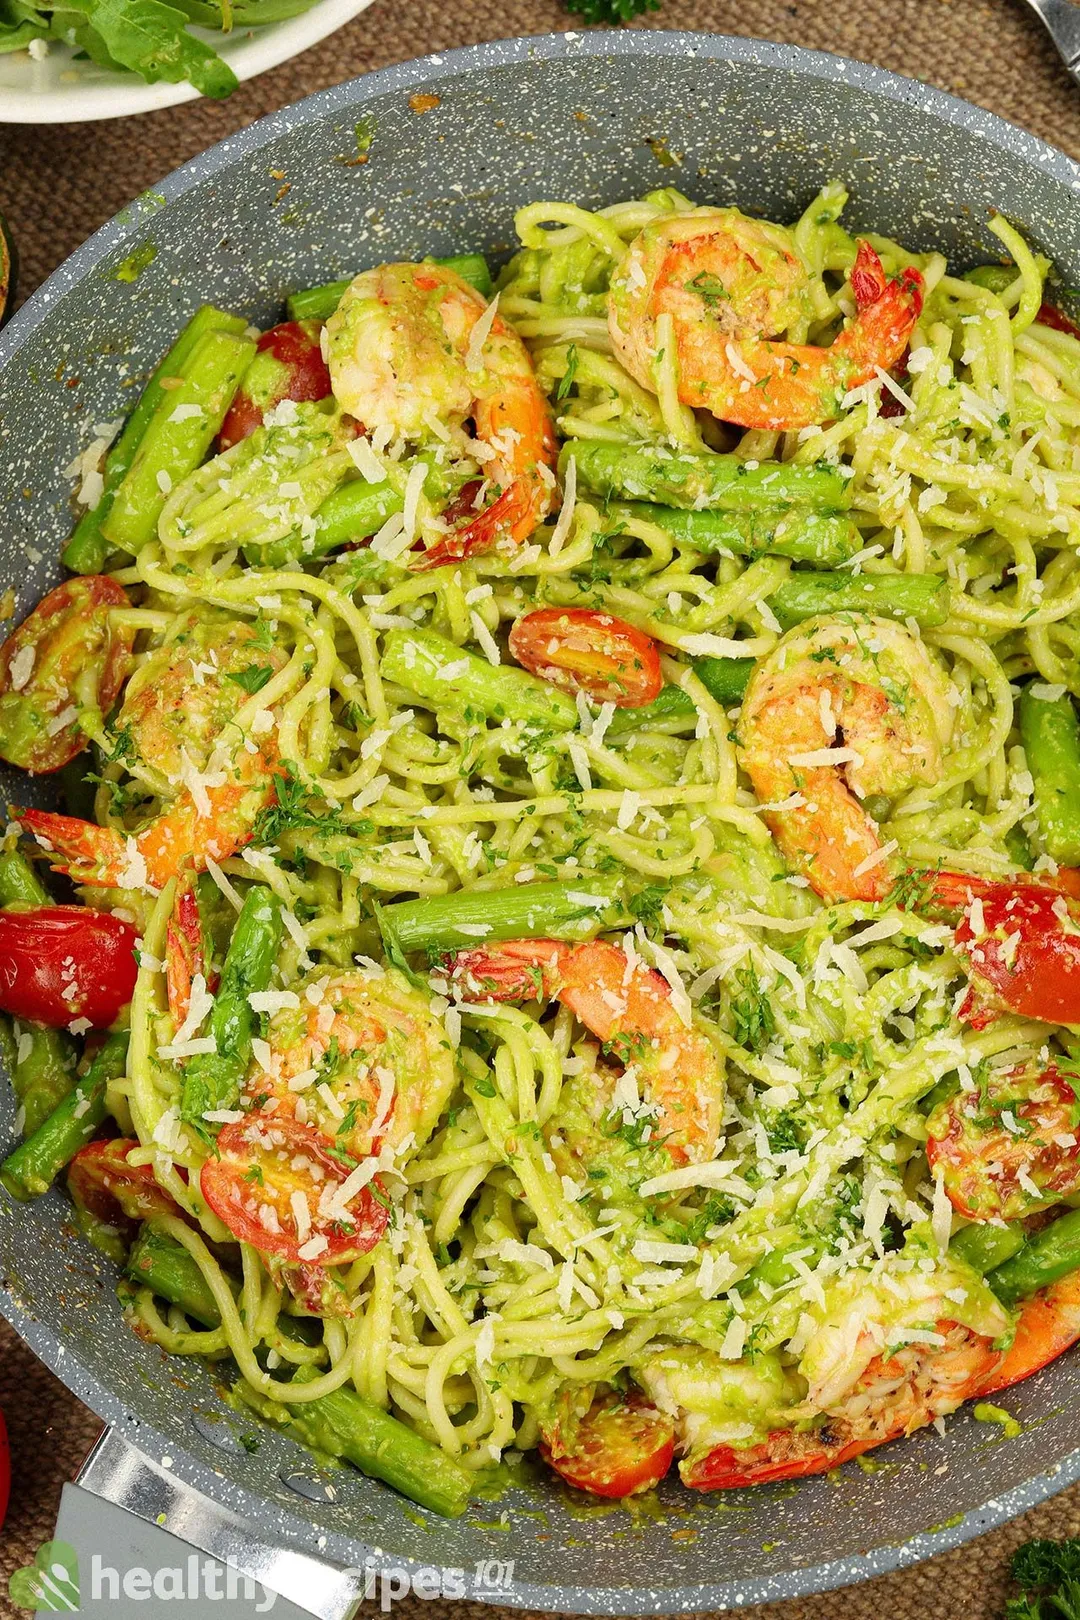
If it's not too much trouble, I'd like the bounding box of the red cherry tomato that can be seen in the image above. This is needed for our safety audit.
[1037,302,1080,340]
[508,607,663,709]
[0,1406,8,1531]
[540,1388,674,1498]
[218,321,331,449]
[0,577,133,774]
[0,906,138,1028]
[927,1064,1080,1220]
[68,1137,180,1227]
[201,1115,388,1265]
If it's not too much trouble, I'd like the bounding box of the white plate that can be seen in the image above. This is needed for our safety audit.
[0,0,374,122]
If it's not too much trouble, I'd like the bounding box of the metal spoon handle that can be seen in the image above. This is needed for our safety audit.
[1021,0,1080,84]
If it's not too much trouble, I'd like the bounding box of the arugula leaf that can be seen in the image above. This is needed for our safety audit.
[86,0,238,97]
[227,663,274,696]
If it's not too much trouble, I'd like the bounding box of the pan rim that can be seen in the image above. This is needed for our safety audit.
[4,27,1080,1610]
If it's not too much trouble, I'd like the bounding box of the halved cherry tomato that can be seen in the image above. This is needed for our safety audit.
[539,1388,674,1498]
[218,321,331,450]
[0,577,133,774]
[927,1064,1080,1220]
[1038,302,1080,340]
[201,1115,388,1265]
[508,607,662,709]
[0,905,138,1028]
[915,871,1080,1026]
[69,1137,181,1227]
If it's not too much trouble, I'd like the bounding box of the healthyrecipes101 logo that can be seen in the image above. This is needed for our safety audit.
[8,1537,516,1611]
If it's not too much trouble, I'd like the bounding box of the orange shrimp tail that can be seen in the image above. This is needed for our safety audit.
[22,749,276,892]
[20,808,126,886]
[417,479,538,571]
[448,938,572,1001]
[165,875,217,1026]
[979,1273,1080,1398]
[833,243,924,386]
[763,794,891,904]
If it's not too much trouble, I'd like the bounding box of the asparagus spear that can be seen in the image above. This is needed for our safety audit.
[949,1221,1026,1276]
[101,328,258,557]
[1019,685,1080,865]
[237,1366,474,1518]
[381,627,579,731]
[125,1225,229,1326]
[244,477,403,569]
[569,442,853,513]
[0,846,49,907]
[988,1207,1080,1304]
[607,501,861,566]
[381,876,624,955]
[286,253,493,323]
[63,305,249,575]
[0,1031,129,1201]
[770,570,950,629]
[0,847,77,1135]
[180,887,283,1128]
[12,1026,78,1137]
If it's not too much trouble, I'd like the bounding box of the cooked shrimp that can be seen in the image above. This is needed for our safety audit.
[326,261,559,567]
[608,209,924,431]
[981,1269,1080,1396]
[738,616,954,903]
[246,968,457,1164]
[24,615,285,893]
[446,936,724,1166]
[642,1260,1010,1489]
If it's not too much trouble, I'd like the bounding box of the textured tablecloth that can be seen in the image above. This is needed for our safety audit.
[4,1,1080,1614]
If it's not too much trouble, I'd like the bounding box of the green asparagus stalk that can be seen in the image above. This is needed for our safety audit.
[1019,685,1080,865]
[63,305,249,575]
[569,442,853,513]
[770,571,950,629]
[286,253,493,323]
[236,1366,474,1518]
[101,328,258,557]
[13,1026,78,1137]
[606,684,699,739]
[125,1225,229,1326]
[381,876,624,955]
[0,846,49,907]
[949,1221,1026,1276]
[988,1207,1080,1304]
[607,501,861,566]
[244,477,403,570]
[0,1031,129,1201]
[180,887,283,1128]
[381,627,579,732]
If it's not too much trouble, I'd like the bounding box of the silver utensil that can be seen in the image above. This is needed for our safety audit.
[1021,0,1080,89]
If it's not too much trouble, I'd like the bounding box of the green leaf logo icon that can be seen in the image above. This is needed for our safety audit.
[8,1539,80,1611]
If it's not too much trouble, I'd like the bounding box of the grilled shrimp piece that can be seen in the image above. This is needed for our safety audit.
[326,261,558,567]
[738,616,954,903]
[608,208,923,431]
[447,936,724,1166]
[644,1260,1009,1489]
[24,615,285,892]
[246,968,457,1165]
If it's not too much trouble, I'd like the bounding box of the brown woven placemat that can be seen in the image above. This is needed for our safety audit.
[4,2,1080,1614]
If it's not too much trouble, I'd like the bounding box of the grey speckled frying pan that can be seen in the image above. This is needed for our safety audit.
[3,29,1080,1616]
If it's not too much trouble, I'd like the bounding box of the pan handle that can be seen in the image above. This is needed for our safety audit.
[77,1426,364,1620]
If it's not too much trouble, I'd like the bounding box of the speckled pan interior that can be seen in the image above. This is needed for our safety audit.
[4,30,1080,1614]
